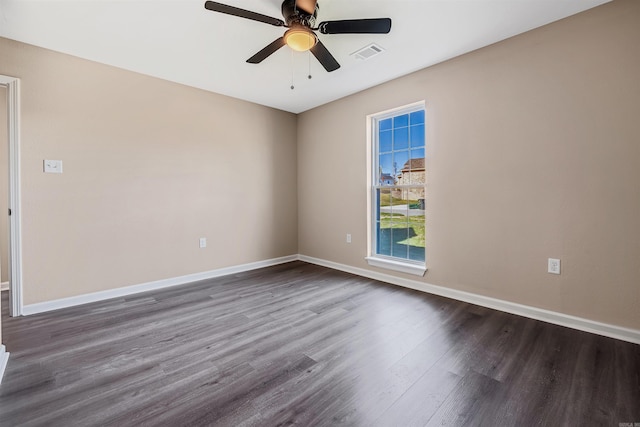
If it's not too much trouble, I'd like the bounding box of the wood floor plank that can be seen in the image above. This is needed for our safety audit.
[374,366,462,427]
[1,261,638,426]
[424,370,504,427]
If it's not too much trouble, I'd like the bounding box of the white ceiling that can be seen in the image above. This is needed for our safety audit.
[0,0,609,113]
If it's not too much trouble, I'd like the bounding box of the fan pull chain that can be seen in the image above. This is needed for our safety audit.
[308,50,312,80]
[290,49,295,90]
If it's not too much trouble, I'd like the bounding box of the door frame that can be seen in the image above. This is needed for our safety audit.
[0,75,23,316]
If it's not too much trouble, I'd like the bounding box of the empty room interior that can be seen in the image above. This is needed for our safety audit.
[0,0,639,425]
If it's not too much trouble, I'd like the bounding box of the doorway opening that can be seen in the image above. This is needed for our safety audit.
[1,87,8,294]
[0,75,23,317]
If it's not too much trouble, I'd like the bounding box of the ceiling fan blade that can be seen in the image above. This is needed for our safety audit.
[318,18,392,34]
[310,40,340,72]
[247,38,287,64]
[204,1,285,27]
[295,0,317,15]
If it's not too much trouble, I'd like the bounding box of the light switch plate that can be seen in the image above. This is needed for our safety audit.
[44,160,63,173]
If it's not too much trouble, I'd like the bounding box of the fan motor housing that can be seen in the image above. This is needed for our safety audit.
[281,0,317,28]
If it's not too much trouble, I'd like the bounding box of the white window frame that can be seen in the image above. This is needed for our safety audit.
[366,101,427,276]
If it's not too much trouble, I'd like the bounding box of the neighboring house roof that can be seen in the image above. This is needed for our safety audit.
[401,158,425,172]
[380,173,396,183]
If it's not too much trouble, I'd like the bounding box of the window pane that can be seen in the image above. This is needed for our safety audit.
[410,110,425,125]
[390,190,408,217]
[395,152,410,185]
[390,189,408,260]
[410,148,425,160]
[394,114,409,128]
[409,244,425,262]
[379,153,393,179]
[409,186,425,204]
[394,151,409,182]
[410,124,425,148]
[378,188,392,206]
[390,225,411,260]
[377,221,392,256]
[405,158,425,185]
[393,127,409,151]
[378,188,391,209]
[377,187,392,256]
[379,130,392,153]
[379,118,392,131]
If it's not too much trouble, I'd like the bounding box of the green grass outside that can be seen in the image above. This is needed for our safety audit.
[379,191,420,207]
[379,213,425,247]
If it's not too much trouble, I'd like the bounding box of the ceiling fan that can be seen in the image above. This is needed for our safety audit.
[204,0,392,72]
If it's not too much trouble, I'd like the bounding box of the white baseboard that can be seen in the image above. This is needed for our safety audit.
[17,253,640,345]
[22,255,298,316]
[298,255,640,345]
[0,345,9,384]
[0,282,8,292]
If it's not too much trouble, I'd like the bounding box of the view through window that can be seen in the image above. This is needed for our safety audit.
[372,105,426,265]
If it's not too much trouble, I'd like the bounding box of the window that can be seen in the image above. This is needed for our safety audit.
[367,103,426,276]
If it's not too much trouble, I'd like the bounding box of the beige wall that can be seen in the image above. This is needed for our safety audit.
[298,0,640,330]
[0,37,298,305]
[1,87,7,285]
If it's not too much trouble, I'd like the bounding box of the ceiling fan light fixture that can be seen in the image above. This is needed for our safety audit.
[284,28,317,52]
[204,1,392,72]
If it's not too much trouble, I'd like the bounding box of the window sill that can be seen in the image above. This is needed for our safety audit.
[365,256,427,277]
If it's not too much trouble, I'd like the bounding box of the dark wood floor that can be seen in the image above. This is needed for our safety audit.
[0,261,638,426]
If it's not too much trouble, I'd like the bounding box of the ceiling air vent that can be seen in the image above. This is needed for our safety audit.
[351,43,385,61]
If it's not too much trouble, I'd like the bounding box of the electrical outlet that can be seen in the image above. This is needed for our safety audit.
[43,159,63,173]
[346,234,352,243]
[548,258,560,275]
[199,237,207,248]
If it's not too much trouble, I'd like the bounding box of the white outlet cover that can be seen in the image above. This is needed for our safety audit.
[548,258,561,274]
[44,159,63,173]
[199,237,207,248]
